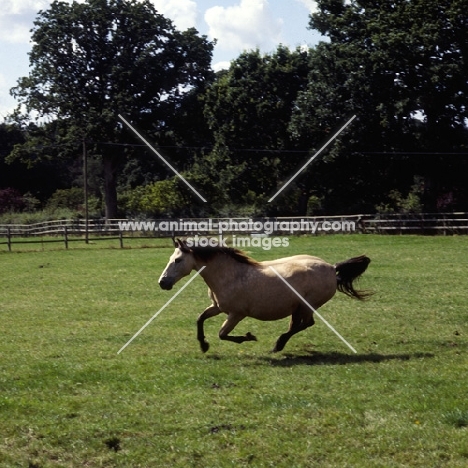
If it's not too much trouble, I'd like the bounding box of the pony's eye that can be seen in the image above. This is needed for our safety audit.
[174,258,182,264]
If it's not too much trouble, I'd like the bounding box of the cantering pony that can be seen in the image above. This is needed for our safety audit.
[159,238,371,353]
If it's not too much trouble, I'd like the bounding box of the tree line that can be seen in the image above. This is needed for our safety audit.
[1,0,467,220]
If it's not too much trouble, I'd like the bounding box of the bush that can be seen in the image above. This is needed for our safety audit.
[0,208,78,225]
[0,188,26,214]
[122,179,186,217]
[376,176,424,214]
[22,192,41,212]
[46,187,84,211]
[307,195,323,215]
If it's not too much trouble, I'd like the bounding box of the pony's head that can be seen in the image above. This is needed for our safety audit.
[158,238,197,290]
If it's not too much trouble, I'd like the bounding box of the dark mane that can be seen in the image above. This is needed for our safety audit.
[190,245,259,266]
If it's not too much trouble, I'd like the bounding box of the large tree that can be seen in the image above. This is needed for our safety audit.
[201,46,310,214]
[290,0,468,212]
[11,0,214,218]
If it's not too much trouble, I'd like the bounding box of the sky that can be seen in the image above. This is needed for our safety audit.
[0,0,324,119]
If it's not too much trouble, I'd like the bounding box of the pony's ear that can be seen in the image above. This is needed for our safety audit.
[175,237,190,252]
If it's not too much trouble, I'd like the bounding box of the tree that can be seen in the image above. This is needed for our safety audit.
[0,123,25,192]
[11,0,214,218]
[201,46,310,214]
[290,0,468,212]
[1,122,72,203]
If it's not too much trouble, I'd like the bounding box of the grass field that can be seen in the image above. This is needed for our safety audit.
[1,234,467,467]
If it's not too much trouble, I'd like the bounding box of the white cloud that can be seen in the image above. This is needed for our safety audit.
[0,0,49,15]
[0,72,15,119]
[0,0,49,43]
[0,21,31,43]
[0,0,199,44]
[212,60,230,72]
[204,0,283,52]
[294,0,318,14]
[149,0,198,30]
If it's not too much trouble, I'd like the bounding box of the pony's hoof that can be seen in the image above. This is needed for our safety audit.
[200,341,210,353]
[271,342,284,353]
[245,332,257,342]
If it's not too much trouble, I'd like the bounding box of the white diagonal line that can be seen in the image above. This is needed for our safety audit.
[118,114,207,203]
[117,266,206,354]
[268,114,357,202]
[268,265,357,353]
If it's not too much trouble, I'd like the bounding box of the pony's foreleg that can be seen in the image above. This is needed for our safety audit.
[219,313,257,345]
[272,308,315,353]
[197,305,221,353]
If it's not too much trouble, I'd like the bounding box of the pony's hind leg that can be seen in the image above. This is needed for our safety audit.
[272,307,315,353]
[197,305,222,353]
[218,313,257,345]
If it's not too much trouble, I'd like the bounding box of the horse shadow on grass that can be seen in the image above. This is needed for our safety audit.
[260,350,435,367]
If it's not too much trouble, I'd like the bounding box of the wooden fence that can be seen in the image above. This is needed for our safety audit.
[0,213,467,251]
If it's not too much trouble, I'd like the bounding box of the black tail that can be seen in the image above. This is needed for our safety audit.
[335,255,372,300]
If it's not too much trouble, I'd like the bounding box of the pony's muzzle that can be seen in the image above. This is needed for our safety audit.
[159,277,173,290]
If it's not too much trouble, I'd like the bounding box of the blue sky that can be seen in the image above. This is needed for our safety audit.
[0,0,324,119]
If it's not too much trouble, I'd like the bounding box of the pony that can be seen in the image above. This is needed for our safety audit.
[159,238,371,353]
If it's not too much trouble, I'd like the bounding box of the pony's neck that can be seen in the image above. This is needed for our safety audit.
[197,254,251,291]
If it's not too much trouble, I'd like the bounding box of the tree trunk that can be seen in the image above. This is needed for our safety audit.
[297,189,310,216]
[103,153,119,220]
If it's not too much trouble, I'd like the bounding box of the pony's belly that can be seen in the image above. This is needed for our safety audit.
[249,307,297,321]
[246,295,301,321]
[217,296,297,320]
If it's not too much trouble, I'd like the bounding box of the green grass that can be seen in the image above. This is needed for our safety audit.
[1,235,467,467]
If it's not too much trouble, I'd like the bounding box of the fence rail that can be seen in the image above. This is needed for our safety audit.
[359,212,468,234]
[0,213,467,251]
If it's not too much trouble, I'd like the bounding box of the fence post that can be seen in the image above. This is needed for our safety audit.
[64,226,69,249]
[119,231,124,248]
[7,227,12,252]
[83,139,89,244]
